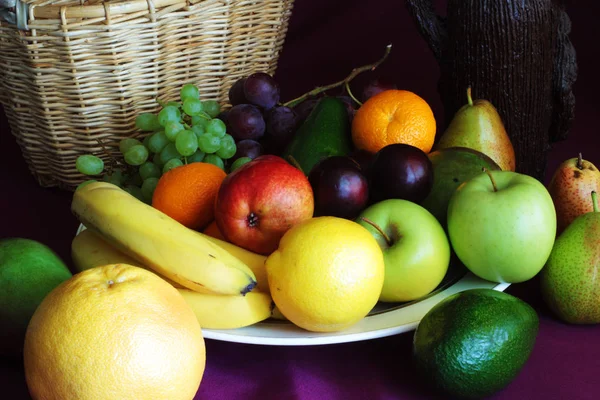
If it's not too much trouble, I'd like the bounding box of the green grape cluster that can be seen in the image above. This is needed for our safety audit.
[75,83,237,203]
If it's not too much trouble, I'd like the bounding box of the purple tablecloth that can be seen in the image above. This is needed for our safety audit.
[2,1,599,399]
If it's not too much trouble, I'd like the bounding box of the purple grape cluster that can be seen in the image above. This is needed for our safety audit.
[221,72,302,164]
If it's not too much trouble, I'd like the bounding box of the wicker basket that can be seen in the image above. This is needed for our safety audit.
[0,0,294,190]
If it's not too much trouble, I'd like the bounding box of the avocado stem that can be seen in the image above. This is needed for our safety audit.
[577,153,584,170]
[286,155,304,174]
[593,191,598,213]
[482,167,498,192]
[359,217,392,247]
[282,44,392,108]
[467,86,474,107]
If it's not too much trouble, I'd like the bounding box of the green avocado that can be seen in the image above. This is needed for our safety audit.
[0,238,72,359]
[413,288,539,399]
[281,96,352,175]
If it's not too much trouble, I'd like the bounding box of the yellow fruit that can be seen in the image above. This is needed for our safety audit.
[71,228,185,288]
[24,264,206,400]
[199,232,269,293]
[265,216,385,332]
[179,289,273,329]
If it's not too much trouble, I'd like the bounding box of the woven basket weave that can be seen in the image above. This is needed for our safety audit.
[0,0,294,190]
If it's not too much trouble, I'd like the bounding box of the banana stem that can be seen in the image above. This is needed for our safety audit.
[592,191,598,213]
[482,167,498,192]
[283,44,393,109]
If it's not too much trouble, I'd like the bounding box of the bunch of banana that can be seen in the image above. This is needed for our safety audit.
[71,182,274,329]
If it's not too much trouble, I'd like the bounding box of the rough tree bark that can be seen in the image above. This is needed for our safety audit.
[405,0,577,181]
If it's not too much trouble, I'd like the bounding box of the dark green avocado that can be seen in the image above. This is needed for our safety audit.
[413,288,539,399]
[281,96,352,175]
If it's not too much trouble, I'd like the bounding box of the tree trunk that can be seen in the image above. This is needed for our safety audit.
[405,0,577,182]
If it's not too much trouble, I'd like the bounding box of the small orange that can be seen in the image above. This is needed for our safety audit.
[202,220,227,241]
[152,162,226,230]
[351,89,437,154]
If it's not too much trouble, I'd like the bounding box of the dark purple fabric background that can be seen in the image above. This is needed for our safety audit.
[1,1,599,399]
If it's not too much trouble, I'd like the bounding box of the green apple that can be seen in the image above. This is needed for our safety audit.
[447,170,556,283]
[356,199,451,303]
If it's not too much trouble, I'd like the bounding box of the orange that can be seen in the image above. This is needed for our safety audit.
[351,89,437,154]
[23,264,206,400]
[203,220,227,241]
[152,162,227,230]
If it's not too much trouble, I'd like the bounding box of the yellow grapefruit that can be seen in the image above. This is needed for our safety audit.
[24,264,206,400]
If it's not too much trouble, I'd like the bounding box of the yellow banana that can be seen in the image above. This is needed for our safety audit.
[73,225,270,294]
[71,182,257,295]
[73,228,273,329]
[178,289,273,329]
[71,229,184,288]
[199,232,269,294]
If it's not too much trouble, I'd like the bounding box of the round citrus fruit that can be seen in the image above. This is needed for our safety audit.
[24,264,206,400]
[152,162,226,230]
[351,89,436,154]
[202,220,226,241]
[265,216,385,332]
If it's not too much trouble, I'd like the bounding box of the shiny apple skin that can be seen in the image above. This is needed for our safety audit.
[214,155,314,255]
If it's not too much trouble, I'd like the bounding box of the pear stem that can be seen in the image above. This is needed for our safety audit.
[593,191,598,213]
[467,86,474,107]
[577,153,584,170]
[482,167,498,192]
[359,217,393,247]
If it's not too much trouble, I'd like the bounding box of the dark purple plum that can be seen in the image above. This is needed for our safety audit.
[243,72,280,110]
[262,106,300,155]
[368,143,433,204]
[231,139,263,162]
[228,78,248,106]
[227,104,265,141]
[361,78,398,102]
[308,156,369,220]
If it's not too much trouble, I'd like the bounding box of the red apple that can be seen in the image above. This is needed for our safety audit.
[214,155,314,254]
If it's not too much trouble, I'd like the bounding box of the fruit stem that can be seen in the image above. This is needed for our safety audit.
[482,167,498,192]
[467,86,474,107]
[345,81,363,107]
[593,191,598,213]
[283,44,393,108]
[95,138,121,174]
[286,155,305,174]
[359,217,393,247]
[156,98,168,108]
[577,153,584,170]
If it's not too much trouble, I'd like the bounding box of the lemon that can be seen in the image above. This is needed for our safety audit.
[265,216,385,332]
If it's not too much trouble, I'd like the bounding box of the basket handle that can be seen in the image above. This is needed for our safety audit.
[1,0,28,30]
